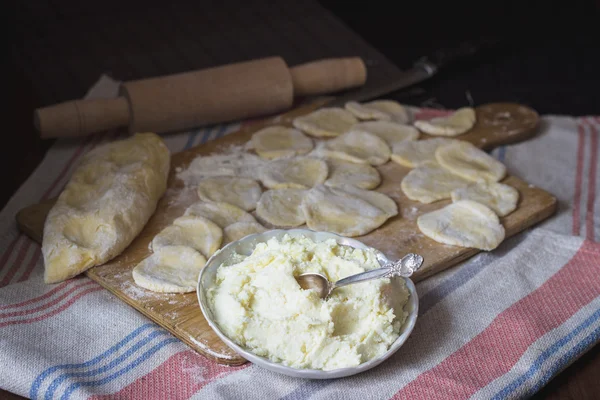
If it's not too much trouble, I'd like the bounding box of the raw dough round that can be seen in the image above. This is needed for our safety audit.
[259,157,328,189]
[250,126,313,160]
[417,200,505,251]
[401,161,471,204]
[184,201,256,228]
[391,138,455,168]
[345,100,411,124]
[414,107,476,136]
[324,159,381,190]
[435,141,506,182]
[151,215,223,258]
[256,189,307,227]
[196,177,262,211]
[223,221,267,244]
[132,245,206,293]
[321,131,391,166]
[451,181,519,217]
[302,184,398,237]
[351,121,419,147]
[292,108,358,137]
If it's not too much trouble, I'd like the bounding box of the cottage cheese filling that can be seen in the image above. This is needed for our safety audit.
[207,235,409,370]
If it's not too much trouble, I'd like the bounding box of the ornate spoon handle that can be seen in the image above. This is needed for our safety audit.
[331,253,424,293]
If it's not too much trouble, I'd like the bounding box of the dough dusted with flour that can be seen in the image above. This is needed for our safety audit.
[320,131,390,166]
[345,100,411,124]
[42,133,170,283]
[292,108,357,137]
[223,221,267,244]
[259,157,328,189]
[176,151,266,184]
[414,107,476,136]
[451,181,519,217]
[324,159,381,190]
[417,200,505,250]
[196,177,262,211]
[151,215,223,258]
[302,184,398,237]
[391,138,455,168]
[351,121,419,147]
[256,189,307,227]
[132,246,206,293]
[435,141,506,182]
[184,201,256,228]
[250,126,313,160]
[401,162,471,203]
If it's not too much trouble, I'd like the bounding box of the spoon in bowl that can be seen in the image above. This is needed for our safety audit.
[295,253,424,299]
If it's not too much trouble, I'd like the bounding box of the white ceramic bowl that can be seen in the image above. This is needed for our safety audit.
[197,229,419,379]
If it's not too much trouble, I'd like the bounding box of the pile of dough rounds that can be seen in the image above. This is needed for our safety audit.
[133,100,519,293]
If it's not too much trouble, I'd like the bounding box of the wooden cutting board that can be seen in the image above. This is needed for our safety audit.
[16,101,557,366]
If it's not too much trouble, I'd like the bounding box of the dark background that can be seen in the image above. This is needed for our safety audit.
[3,1,600,398]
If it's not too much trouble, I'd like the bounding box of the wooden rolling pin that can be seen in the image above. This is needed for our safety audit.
[34,56,366,138]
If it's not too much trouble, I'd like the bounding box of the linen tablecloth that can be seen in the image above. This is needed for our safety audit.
[1,76,599,400]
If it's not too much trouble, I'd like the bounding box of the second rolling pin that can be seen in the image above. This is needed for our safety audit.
[34,56,366,138]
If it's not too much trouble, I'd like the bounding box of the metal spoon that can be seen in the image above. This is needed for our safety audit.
[295,253,424,299]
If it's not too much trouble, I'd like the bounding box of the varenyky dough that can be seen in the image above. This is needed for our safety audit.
[151,215,223,258]
[324,159,381,190]
[223,221,267,244]
[414,107,476,137]
[256,189,307,227]
[196,177,262,211]
[259,157,328,189]
[250,126,313,160]
[320,131,390,166]
[184,201,256,228]
[401,161,471,204]
[345,100,411,124]
[132,245,206,293]
[451,181,519,217]
[292,108,358,137]
[435,141,506,182]
[417,200,505,251]
[302,184,398,237]
[351,121,419,147]
[391,138,455,168]
[42,133,170,284]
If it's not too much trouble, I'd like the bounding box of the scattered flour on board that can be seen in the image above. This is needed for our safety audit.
[176,144,267,185]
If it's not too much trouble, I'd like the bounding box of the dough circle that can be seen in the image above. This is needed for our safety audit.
[223,221,267,244]
[259,157,328,189]
[132,245,206,293]
[302,184,398,237]
[351,121,419,147]
[256,189,307,227]
[250,126,313,160]
[435,141,506,182]
[345,100,411,124]
[292,108,358,137]
[321,131,391,166]
[196,177,262,211]
[451,181,519,217]
[151,215,223,258]
[184,201,256,228]
[417,200,505,251]
[401,162,471,204]
[324,159,381,190]
[414,107,476,136]
[391,138,455,168]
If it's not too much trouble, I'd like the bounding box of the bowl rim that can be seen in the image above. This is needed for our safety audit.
[197,228,419,379]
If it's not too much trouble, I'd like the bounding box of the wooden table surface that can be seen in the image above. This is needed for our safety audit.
[4,0,600,398]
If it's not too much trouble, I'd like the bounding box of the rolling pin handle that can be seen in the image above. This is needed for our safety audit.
[34,97,130,138]
[289,57,367,97]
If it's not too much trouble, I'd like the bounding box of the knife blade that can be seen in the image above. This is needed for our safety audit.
[325,37,500,107]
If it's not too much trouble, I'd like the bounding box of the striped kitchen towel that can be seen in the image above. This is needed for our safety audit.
[0,76,598,399]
